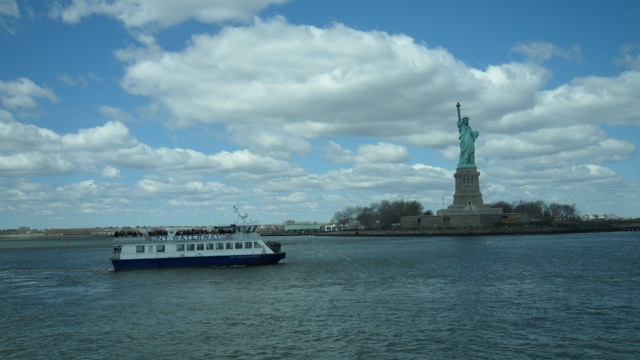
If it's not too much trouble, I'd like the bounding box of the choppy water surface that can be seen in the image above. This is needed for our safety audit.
[1,233,638,359]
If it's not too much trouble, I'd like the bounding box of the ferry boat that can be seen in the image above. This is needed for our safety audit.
[111,209,285,270]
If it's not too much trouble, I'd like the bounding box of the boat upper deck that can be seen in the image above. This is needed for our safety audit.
[113,224,259,245]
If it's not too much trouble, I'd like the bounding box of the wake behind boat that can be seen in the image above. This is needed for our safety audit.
[110,208,285,270]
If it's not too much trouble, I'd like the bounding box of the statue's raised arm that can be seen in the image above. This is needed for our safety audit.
[455,102,479,168]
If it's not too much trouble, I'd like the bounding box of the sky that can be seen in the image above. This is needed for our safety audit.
[0,0,639,229]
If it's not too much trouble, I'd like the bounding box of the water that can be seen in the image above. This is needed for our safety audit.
[1,233,638,359]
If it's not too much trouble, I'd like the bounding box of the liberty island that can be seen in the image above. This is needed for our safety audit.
[401,102,528,229]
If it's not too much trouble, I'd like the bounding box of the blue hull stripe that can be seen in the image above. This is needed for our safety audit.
[112,253,286,270]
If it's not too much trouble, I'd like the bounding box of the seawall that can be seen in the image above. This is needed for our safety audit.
[313,226,626,237]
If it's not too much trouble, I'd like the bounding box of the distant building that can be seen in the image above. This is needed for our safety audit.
[283,224,323,235]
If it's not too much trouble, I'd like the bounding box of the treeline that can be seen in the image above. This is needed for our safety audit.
[331,199,581,229]
[331,200,425,229]
[486,200,580,223]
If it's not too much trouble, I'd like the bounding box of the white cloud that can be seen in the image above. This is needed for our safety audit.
[469,62,549,109]
[0,116,306,180]
[62,121,137,150]
[51,0,289,29]
[356,142,410,163]
[57,73,101,87]
[115,18,577,151]
[0,78,58,109]
[99,106,136,123]
[0,108,12,122]
[276,192,308,203]
[511,41,581,63]
[322,140,353,163]
[0,152,75,176]
[0,119,61,153]
[102,165,121,178]
[0,0,20,34]
[209,149,305,179]
[117,17,470,135]
[617,44,640,71]
[225,125,312,158]
[483,125,634,164]
[129,177,249,211]
[0,0,19,17]
[322,141,409,164]
[492,71,640,130]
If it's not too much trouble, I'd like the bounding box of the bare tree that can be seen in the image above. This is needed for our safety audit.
[488,200,513,213]
[334,200,423,229]
[356,207,377,228]
[331,205,361,225]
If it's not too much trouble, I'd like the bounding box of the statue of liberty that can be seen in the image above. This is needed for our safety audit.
[456,102,479,168]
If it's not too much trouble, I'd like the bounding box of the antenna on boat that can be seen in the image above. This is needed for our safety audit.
[234,205,248,223]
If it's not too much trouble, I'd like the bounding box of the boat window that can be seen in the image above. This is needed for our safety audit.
[225,242,233,249]
[206,243,214,250]
[244,242,252,249]
[216,243,224,250]
[196,243,204,250]
[235,242,243,249]
[254,242,262,248]
[157,245,165,252]
[187,244,195,251]
[177,244,185,251]
[136,245,145,253]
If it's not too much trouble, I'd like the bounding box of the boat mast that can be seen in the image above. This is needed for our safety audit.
[233,205,249,224]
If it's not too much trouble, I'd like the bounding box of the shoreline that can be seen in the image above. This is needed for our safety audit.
[0,233,111,240]
[269,226,632,237]
[2,224,636,241]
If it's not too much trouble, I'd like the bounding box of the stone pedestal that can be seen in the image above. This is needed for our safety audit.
[437,167,503,217]
[452,167,483,207]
